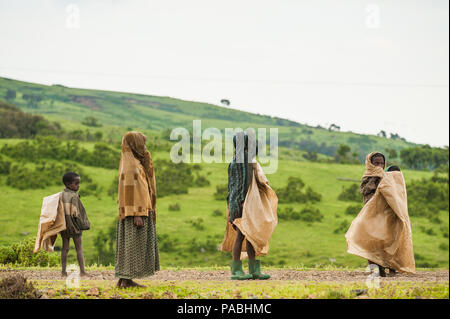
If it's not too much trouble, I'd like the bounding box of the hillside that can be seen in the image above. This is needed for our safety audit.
[0,76,417,161]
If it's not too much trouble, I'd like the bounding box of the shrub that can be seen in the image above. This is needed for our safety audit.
[5,161,100,196]
[338,184,361,202]
[212,209,223,217]
[194,175,210,187]
[345,205,362,216]
[419,226,436,237]
[169,203,181,211]
[0,246,17,264]
[157,234,180,252]
[0,238,59,267]
[214,184,228,201]
[333,220,350,234]
[278,206,323,223]
[92,220,116,266]
[299,206,324,223]
[0,156,11,174]
[186,217,205,231]
[1,137,120,170]
[187,235,219,253]
[155,160,196,197]
[0,100,59,138]
[277,177,322,204]
[81,116,102,127]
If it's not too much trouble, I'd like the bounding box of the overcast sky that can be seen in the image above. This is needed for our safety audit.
[0,0,448,146]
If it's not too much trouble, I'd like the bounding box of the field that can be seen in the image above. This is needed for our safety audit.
[0,138,447,270]
[0,77,448,300]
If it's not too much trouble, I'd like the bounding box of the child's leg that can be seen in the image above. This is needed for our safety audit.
[232,228,245,261]
[61,235,70,276]
[246,239,255,260]
[73,234,87,275]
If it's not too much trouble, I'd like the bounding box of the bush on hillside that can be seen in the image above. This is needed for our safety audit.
[278,206,324,223]
[0,100,60,138]
[1,137,120,170]
[214,184,228,201]
[277,177,322,204]
[338,183,361,202]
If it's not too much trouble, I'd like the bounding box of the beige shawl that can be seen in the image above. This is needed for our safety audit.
[220,161,278,259]
[34,192,66,253]
[118,132,157,222]
[345,152,416,273]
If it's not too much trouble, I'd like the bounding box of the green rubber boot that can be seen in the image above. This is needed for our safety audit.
[230,260,253,280]
[249,260,270,280]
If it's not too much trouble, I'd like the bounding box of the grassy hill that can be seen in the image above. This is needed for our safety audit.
[0,76,447,270]
[0,76,417,161]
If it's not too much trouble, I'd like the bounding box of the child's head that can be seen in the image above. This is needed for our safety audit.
[370,153,385,169]
[63,172,81,191]
[386,165,401,172]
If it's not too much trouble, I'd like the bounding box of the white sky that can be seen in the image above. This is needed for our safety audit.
[0,0,448,146]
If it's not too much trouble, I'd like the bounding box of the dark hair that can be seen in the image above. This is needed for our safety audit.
[387,165,401,172]
[233,132,258,157]
[62,172,80,186]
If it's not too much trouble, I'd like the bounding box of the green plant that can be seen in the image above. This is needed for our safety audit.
[214,184,228,201]
[277,177,322,204]
[194,175,210,187]
[345,205,362,216]
[169,203,181,211]
[333,220,350,234]
[0,238,59,267]
[186,218,205,231]
[338,184,360,202]
[212,209,223,217]
[278,206,323,223]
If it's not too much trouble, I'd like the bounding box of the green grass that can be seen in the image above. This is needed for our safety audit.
[0,138,447,269]
[31,279,449,299]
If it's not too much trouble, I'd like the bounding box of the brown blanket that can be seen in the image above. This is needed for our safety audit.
[220,161,278,259]
[34,192,66,253]
[345,153,415,273]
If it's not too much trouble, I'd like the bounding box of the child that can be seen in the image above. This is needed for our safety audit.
[60,172,90,277]
[220,131,278,280]
[360,152,385,204]
[386,165,401,172]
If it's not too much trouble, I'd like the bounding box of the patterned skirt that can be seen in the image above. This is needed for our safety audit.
[115,213,160,279]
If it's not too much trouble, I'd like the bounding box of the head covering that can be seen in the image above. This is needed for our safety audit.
[118,132,157,222]
[363,152,386,178]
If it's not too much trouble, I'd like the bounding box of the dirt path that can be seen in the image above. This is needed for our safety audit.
[1,269,448,282]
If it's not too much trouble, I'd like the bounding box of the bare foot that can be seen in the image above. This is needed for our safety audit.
[120,279,145,288]
[129,280,145,288]
[61,271,68,278]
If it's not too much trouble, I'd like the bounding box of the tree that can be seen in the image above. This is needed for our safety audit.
[386,148,398,159]
[5,89,16,101]
[328,124,341,132]
[334,144,360,164]
[377,130,387,138]
[81,116,102,127]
